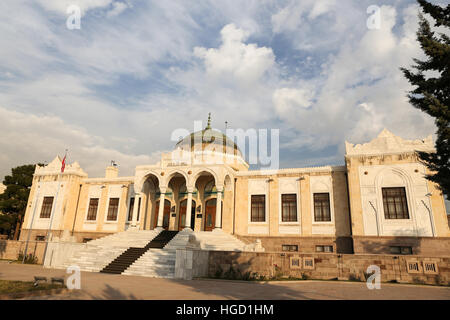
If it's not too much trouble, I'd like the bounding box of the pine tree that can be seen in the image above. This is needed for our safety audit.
[0,164,36,239]
[401,0,450,198]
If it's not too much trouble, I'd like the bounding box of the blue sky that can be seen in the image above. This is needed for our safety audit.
[0,0,445,185]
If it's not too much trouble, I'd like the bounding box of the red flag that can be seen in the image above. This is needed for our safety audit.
[61,153,67,173]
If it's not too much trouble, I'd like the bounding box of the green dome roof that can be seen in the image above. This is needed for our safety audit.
[174,114,242,157]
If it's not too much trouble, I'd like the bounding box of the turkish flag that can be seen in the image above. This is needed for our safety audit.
[61,154,66,173]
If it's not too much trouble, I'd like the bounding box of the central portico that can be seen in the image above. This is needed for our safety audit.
[129,115,245,233]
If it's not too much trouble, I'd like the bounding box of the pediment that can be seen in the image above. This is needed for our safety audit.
[345,129,434,156]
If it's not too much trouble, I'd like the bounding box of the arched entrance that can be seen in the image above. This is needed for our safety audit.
[154,199,171,230]
[178,199,196,231]
[204,199,224,231]
[135,173,160,231]
[204,198,216,231]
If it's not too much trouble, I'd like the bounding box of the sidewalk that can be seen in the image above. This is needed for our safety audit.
[0,262,448,300]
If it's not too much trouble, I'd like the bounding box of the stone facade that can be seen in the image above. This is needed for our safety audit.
[19,128,450,258]
[208,251,450,286]
[352,236,450,256]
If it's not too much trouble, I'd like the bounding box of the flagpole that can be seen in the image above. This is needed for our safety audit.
[42,173,62,266]
[42,150,66,266]
[22,185,40,264]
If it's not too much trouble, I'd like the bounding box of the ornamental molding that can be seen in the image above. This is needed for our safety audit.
[345,128,434,157]
[34,156,88,177]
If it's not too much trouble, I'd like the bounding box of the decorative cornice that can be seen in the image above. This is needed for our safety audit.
[345,128,434,157]
[34,156,88,177]
[236,165,346,177]
[82,177,135,184]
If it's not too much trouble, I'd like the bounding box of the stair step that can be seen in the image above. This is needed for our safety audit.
[100,230,178,274]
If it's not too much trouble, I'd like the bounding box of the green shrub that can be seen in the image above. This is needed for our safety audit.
[388,279,398,283]
[224,266,238,280]
[241,271,252,281]
[17,252,38,264]
[348,274,361,282]
[363,271,371,281]
[214,265,223,279]
[412,277,425,285]
[273,264,283,279]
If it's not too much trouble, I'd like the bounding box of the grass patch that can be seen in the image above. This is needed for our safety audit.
[0,280,64,295]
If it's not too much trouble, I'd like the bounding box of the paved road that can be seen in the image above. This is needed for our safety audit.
[0,262,449,300]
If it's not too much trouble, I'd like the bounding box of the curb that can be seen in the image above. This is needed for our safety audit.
[194,278,450,288]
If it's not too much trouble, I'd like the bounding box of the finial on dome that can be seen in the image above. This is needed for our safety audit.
[206,112,211,129]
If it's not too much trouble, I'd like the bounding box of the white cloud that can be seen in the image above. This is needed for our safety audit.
[309,0,336,19]
[271,0,337,34]
[194,24,275,86]
[35,0,114,15]
[272,4,436,150]
[273,88,314,116]
[0,0,441,178]
[107,2,130,18]
[0,106,161,179]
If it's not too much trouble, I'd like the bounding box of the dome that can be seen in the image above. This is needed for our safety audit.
[175,114,243,157]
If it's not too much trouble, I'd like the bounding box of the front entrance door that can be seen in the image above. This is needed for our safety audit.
[204,198,216,231]
[154,199,171,230]
[178,200,196,231]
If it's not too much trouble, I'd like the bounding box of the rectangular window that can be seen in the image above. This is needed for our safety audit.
[315,245,333,253]
[251,195,265,222]
[282,244,298,252]
[86,198,99,221]
[281,194,297,222]
[390,246,413,255]
[127,197,135,221]
[106,198,119,221]
[382,187,409,219]
[313,193,331,222]
[35,235,45,241]
[39,197,54,218]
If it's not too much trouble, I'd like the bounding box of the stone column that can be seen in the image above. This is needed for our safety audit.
[131,193,141,228]
[157,187,167,228]
[215,186,223,229]
[184,188,194,231]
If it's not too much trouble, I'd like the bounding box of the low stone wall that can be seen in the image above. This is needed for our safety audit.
[207,251,450,286]
[0,240,47,263]
[43,241,88,268]
[175,249,210,280]
[353,236,450,256]
[19,229,112,243]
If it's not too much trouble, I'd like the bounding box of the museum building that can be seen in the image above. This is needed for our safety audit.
[19,118,450,277]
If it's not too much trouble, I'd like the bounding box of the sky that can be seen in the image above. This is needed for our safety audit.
[0,0,446,193]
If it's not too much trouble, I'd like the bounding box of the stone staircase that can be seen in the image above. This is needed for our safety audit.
[100,230,178,274]
[57,229,261,278]
[122,249,176,278]
[192,230,249,251]
[59,229,161,272]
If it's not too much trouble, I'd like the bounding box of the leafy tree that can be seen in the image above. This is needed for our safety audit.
[401,0,450,198]
[0,164,37,239]
[0,214,15,238]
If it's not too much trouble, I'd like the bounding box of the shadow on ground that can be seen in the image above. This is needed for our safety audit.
[85,284,138,300]
[163,278,343,300]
